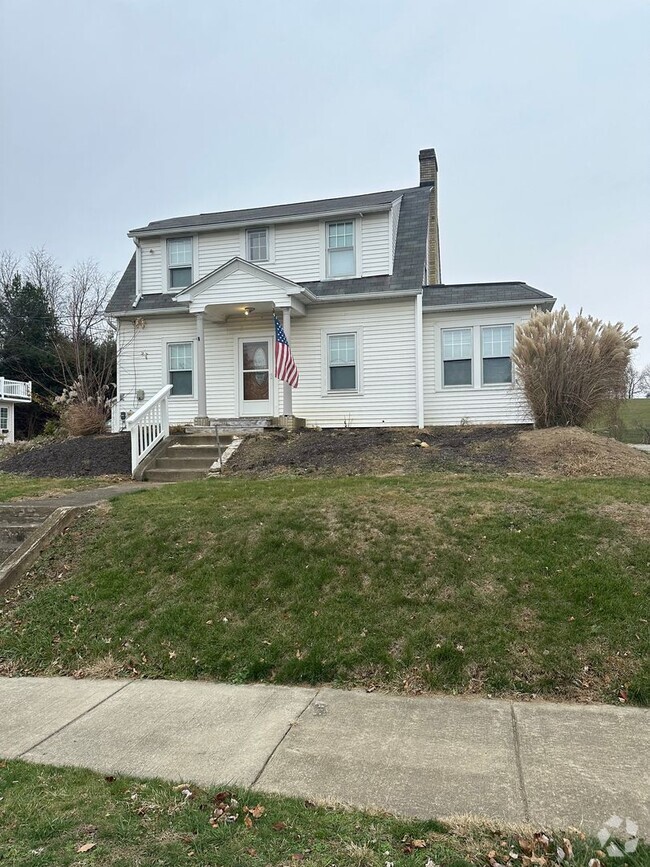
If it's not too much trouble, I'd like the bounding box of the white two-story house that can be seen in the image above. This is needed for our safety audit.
[106,148,555,432]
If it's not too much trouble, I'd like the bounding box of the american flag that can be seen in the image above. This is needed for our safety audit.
[274,314,299,388]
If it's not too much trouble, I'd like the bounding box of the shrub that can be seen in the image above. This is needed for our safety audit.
[513,307,639,428]
[59,402,107,436]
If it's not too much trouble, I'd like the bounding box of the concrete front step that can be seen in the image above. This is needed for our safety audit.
[175,434,233,447]
[166,445,223,460]
[145,468,210,482]
[155,457,218,471]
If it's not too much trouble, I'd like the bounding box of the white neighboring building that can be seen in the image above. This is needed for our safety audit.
[0,378,32,443]
[106,148,555,431]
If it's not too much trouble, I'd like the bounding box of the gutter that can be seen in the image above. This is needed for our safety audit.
[422,297,556,313]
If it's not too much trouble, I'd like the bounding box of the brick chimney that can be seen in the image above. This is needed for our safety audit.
[419,148,441,284]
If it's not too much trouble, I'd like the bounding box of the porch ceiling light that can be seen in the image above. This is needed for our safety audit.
[244,306,255,316]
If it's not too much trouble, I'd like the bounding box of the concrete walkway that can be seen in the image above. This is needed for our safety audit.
[13,481,155,508]
[1,677,648,835]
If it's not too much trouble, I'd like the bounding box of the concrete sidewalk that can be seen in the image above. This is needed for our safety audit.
[1,677,648,835]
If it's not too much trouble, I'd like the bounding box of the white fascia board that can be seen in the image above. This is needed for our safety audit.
[111,306,191,319]
[422,298,556,314]
[306,288,422,304]
[128,204,392,239]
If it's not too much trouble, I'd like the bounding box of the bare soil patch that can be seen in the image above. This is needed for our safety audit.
[0,434,131,478]
[225,424,650,478]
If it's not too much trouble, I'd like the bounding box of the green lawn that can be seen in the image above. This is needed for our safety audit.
[1,474,648,705]
[0,472,111,502]
[2,760,644,867]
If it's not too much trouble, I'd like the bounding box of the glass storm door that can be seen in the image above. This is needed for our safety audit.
[239,338,272,416]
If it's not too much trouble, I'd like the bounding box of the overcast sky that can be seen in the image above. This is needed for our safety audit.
[1,0,648,365]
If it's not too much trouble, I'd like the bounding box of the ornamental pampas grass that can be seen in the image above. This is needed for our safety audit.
[512,307,639,428]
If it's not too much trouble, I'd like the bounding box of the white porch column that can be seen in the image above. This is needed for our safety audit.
[282,307,292,418]
[196,312,208,422]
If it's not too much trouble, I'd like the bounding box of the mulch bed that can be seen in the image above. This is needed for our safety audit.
[224,425,528,477]
[225,424,650,478]
[0,434,131,478]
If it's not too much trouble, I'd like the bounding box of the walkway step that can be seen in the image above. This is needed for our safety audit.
[166,445,223,460]
[144,468,210,482]
[155,457,216,470]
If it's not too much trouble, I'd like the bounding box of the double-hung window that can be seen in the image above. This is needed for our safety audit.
[328,333,357,391]
[168,342,193,396]
[0,406,8,432]
[326,221,355,277]
[481,325,514,384]
[167,238,193,289]
[442,328,473,386]
[246,227,269,263]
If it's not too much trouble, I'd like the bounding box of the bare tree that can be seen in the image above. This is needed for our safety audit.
[625,361,650,398]
[24,247,65,312]
[0,249,21,295]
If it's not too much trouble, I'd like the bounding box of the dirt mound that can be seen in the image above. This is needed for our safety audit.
[513,427,650,478]
[226,425,650,479]
[0,434,131,478]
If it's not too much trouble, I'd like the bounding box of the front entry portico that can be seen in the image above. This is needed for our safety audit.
[171,257,307,425]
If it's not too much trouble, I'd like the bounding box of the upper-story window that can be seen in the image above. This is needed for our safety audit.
[167,238,193,289]
[327,221,355,277]
[246,228,269,263]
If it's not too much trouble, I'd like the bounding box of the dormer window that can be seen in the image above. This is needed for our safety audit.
[167,237,193,289]
[247,227,269,263]
[327,221,355,277]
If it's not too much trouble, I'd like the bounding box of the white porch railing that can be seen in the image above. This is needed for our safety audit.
[0,378,31,402]
[125,385,173,475]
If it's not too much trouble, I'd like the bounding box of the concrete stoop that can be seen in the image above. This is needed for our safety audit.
[143,433,240,482]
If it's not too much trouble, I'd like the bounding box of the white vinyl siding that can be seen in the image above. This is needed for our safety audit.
[140,238,163,294]
[115,315,199,424]
[198,230,242,277]
[423,308,532,425]
[361,211,391,276]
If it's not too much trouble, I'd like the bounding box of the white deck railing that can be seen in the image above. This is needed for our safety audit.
[0,378,31,402]
[125,384,173,475]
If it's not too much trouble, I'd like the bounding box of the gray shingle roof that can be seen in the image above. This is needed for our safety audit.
[106,187,553,316]
[130,188,408,234]
[422,282,555,308]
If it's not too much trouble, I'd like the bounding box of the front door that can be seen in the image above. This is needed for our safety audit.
[239,338,273,416]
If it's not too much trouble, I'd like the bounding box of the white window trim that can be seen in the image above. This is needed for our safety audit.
[441,326,474,389]
[322,218,361,280]
[0,404,8,433]
[164,236,196,292]
[241,226,275,265]
[321,328,364,396]
[480,323,515,388]
[164,339,197,399]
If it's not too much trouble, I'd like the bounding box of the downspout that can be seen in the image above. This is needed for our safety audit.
[132,238,143,308]
[415,291,424,429]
